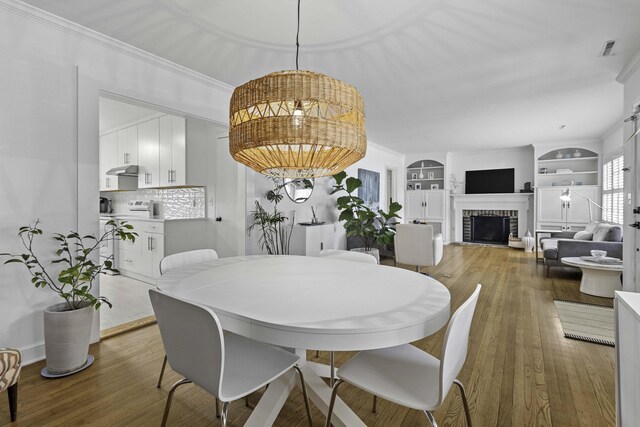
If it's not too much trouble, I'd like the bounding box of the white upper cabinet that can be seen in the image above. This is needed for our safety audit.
[99,132,118,191]
[159,115,186,186]
[137,118,160,188]
[117,126,138,167]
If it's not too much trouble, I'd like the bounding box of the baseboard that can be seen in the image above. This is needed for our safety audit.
[20,342,45,366]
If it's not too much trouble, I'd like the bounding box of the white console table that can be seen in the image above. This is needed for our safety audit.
[615,291,640,426]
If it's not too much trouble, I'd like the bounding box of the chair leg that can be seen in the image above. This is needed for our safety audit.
[157,354,168,388]
[215,398,220,418]
[161,378,191,427]
[329,351,335,387]
[423,410,438,427]
[372,395,377,413]
[453,379,473,427]
[315,350,320,358]
[324,379,344,427]
[8,382,18,422]
[245,395,250,407]
[220,401,230,427]
[293,365,314,427]
[546,264,550,278]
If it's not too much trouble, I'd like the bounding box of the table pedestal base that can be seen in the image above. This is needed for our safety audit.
[579,269,622,298]
[244,353,365,427]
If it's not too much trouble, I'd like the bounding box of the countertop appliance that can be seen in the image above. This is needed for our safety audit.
[127,199,163,218]
[99,197,112,214]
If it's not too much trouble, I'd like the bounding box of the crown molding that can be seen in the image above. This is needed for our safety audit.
[616,49,640,84]
[0,0,234,92]
[367,141,406,160]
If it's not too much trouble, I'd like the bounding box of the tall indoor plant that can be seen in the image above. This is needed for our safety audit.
[1,219,137,376]
[331,171,402,261]
[248,178,297,255]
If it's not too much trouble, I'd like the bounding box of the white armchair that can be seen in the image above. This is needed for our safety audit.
[394,224,443,274]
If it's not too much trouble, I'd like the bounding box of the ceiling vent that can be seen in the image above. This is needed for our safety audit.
[600,40,616,57]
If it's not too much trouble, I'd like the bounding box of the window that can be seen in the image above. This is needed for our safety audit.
[602,155,624,224]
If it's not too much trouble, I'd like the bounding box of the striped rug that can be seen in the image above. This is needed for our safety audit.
[554,300,614,347]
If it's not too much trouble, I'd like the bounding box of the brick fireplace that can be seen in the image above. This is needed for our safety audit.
[463,210,518,244]
[451,194,532,243]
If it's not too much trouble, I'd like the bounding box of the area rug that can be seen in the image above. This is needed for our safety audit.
[554,300,615,347]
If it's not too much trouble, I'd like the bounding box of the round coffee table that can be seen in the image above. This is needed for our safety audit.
[561,257,623,298]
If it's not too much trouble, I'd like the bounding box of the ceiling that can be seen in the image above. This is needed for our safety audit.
[26,0,640,153]
[99,96,163,133]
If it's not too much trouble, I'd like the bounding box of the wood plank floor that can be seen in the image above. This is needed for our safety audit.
[0,245,616,426]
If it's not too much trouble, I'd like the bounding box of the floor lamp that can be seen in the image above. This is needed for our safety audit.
[559,188,602,222]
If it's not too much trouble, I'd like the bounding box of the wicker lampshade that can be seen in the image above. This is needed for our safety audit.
[229,70,367,178]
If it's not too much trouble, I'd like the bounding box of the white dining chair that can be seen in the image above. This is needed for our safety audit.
[149,289,313,427]
[159,248,218,275]
[317,249,377,264]
[325,285,481,427]
[314,248,377,384]
[157,249,219,389]
[394,224,443,274]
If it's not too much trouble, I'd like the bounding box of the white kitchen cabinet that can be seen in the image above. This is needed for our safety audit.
[615,291,640,427]
[99,132,136,191]
[137,115,186,188]
[117,126,138,167]
[99,132,117,191]
[117,218,207,283]
[536,186,599,230]
[289,224,335,256]
[137,118,161,188]
[159,115,186,186]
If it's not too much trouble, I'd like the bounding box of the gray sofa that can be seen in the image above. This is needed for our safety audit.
[541,222,623,277]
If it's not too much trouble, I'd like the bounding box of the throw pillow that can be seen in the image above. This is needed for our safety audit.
[573,231,593,240]
[584,222,600,234]
[593,224,614,241]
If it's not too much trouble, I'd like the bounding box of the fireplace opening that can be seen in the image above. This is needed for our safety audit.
[466,216,510,244]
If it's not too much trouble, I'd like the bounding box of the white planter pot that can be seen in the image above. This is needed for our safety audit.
[350,247,380,264]
[43,301,94,375]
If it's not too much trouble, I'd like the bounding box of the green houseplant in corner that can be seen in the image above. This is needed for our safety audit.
[331,171,402,262]
[1,219,137,377]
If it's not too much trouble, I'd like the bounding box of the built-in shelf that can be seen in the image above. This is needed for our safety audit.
[536,148,599,187]
[407,159,444,191]
[538,156,598,164]
[407,166,443,170]
[538,171,598,176]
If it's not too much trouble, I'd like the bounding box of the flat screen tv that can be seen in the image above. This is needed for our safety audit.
[465,168,514,194]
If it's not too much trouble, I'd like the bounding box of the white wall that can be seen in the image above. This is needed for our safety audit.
[244,141,406,254]
[602,124,624,160]
[448,146,535,193]
[621,52,640,292]
[0,1,233,364]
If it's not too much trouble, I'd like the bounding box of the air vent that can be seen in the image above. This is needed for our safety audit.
[600,40,616,57]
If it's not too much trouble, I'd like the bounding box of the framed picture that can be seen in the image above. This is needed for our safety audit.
[427,171,435,180]
[407,184,413,190]
[430,184,439,190]
[411,172,418,180]
[357,169,380,210]
[414,183,422,190]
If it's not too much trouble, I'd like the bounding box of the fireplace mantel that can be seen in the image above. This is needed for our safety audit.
[451,193,533,242]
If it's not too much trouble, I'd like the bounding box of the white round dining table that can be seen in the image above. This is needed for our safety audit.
[156,255,451,427]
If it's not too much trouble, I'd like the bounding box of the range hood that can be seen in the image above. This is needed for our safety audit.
[106,165,138,176]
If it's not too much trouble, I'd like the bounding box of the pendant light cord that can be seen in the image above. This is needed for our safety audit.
[296,0,300,70]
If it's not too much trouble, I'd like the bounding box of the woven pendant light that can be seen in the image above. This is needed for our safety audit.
[228,1,366,178]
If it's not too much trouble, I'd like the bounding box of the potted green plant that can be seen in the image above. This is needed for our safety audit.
[1,219,137,376]
[331,171,402,262]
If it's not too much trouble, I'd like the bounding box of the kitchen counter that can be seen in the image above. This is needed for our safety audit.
[99,215,206,223]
